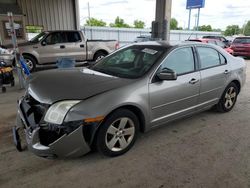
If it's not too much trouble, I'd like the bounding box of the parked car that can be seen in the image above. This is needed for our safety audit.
[134,35,160,43]
[230,37,250,58]
[202,35,231,47]
[187,38,226,46]
[187,38,232,54]
[4,30,119,71]
[14,42,246,158]
[0,46,14,67]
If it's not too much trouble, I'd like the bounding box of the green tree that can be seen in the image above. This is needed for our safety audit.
[134,20,145,28]
[198,25,212,31]
[170,18,178,30]
[85,18,106,27]
[243,21,250,36]
[110,17,130,28]
[224,25,240,36]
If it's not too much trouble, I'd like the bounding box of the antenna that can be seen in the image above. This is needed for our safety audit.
[187,31,194,40]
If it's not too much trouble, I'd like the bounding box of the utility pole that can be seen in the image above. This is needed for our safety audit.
[188,9,191,30]
[152,0,172,41]
[7,12,25,89]
[87,2,90,23]
[196,8,200,31]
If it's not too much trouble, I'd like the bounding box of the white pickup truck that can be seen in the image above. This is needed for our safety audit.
[4,30,118,71]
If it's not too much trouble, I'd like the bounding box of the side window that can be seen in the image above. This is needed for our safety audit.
[45,32,65,44]
[207,40,216,45]
[66,32,81,43]
[219,53,227,64]
[216,41,226,48]
[160,47,195,75]
[197,47,220,69]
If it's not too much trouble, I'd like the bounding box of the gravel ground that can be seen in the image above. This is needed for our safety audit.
[0,61,250,188]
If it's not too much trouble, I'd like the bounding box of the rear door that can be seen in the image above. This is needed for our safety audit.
[63,31,86,61]
[149,46,200,126]
[195,46,229,109]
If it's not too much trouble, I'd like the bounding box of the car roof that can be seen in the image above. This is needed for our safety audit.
[234,36,250,39]
[132,41,218,49]
[203,35,224,38]
[187,38,218,42]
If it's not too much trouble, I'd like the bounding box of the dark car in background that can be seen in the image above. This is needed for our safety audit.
[230,37,250,58]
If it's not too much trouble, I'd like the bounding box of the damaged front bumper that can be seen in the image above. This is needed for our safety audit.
[14,96,91,158]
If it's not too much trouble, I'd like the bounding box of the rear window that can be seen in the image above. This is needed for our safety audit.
[233,38,250,44]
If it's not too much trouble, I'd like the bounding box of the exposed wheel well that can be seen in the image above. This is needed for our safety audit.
[117,105,146,133]
[93,50,108,60]
[88,105,146,148]
[22,53,38,64]
[231,80,241,93]
[12,53,38,67]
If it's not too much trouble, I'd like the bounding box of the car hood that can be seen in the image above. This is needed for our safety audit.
[28,68,133,104]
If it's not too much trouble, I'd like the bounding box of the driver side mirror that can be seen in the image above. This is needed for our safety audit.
[41,41,47,46]
[157,68,177,81]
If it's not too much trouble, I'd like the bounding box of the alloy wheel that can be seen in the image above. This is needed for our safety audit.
[224,86,237,109]
[105,117,135,152]
[25,59,34,71]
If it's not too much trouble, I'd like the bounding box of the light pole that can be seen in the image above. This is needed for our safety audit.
[243,20,247,35]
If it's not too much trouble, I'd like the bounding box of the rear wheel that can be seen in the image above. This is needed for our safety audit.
[216,82,239,112]
[23,55,36,72]
[93,51,107,62]
[96,109,139,157]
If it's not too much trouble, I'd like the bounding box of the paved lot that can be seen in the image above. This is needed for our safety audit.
[0,61,250,188]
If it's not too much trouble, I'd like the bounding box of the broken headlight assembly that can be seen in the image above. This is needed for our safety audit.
[44,100,81,125]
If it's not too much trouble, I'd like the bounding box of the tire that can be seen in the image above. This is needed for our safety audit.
[216,82,239,112]
[23,55,36,72]
[93,51,107,62]
[96,109,139,157]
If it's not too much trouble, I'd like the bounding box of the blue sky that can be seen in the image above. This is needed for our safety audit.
[79,0,250,30]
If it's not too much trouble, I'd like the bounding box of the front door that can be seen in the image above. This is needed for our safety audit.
[149,47,200,127]
[37,32,67,64]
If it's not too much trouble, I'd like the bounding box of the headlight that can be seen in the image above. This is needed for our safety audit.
[44,100,81,124]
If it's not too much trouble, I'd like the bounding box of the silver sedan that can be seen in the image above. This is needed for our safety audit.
[14,42,246,158]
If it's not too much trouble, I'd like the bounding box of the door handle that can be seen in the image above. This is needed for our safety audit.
[60,45,65,49]
[80,44,84,48]
[224,70,229,74]
[189,78,199,84]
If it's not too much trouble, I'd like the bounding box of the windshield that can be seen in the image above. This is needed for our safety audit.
[29,32,48,43]
[91,45,166,79]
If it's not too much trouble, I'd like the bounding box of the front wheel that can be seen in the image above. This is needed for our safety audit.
[96,109,139,157]
[23,55,36,72]
[216,82,239,112]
